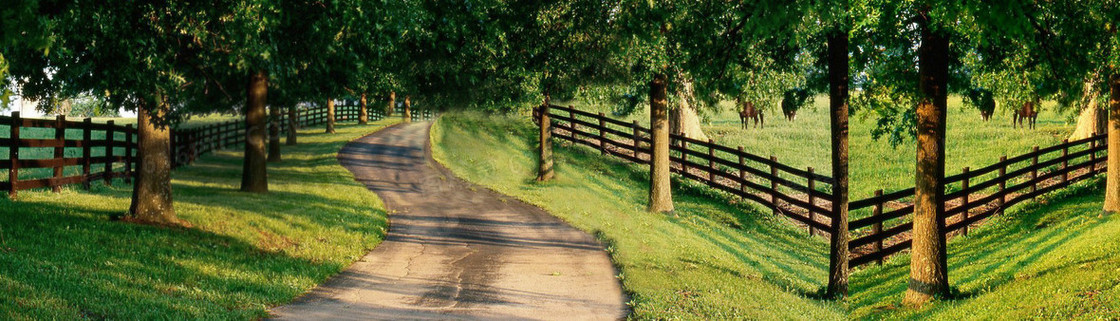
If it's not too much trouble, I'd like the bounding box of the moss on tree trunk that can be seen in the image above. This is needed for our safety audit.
[648,73,673,213]
[240,70,269,193]
[903,19,950,307]
[128,93,179,225]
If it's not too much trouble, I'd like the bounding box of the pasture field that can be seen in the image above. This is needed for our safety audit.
[565,96,1075,203]
[850,179,1120,319]
[0,119,398,319]
[432,111,846,320]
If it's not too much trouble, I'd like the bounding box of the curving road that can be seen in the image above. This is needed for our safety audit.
[270,121,627,320]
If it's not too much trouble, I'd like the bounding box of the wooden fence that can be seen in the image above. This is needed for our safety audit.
[535,104,1110,272]
[1,112,137,198]
[847,134,1107,267]
[536,104,838,235]
[4,101,437,195]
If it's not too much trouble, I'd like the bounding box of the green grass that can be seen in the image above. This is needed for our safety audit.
[431,111,846,320]
[850,179,1120,319]
[564,96,1074,204]
[0,119,399,319]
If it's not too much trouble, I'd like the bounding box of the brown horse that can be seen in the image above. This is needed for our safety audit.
[1014,100,1039,129]
[739,100,764,129]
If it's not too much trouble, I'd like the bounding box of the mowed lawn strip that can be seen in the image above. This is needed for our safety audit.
[431,111,846,320]
[849,179,1120,319]
[0,119,399,320]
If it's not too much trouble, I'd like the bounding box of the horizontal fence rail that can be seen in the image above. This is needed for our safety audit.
[536,104,838,235]
[847,134,1107,268]
[4,101,436,196]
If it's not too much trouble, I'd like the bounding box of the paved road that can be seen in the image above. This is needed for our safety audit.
[270,122,627,320]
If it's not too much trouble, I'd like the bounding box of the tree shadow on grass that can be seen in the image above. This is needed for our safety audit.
[0,199,337,320]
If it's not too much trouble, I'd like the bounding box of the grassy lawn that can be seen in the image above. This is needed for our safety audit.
[431,111,846,320]
[850,179,1120,319]
[0,119,399,319]
[565,97,1074,205]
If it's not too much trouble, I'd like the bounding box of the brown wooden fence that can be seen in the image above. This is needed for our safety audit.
[847,134,1107,267]
[534,104,1109,273]
[4,101,437,195]
[1,112,137,198]
[536,104,838,235]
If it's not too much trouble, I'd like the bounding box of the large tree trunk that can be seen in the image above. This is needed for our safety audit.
[668,76,709,141]
[649,73,673,213]
[826,32,850,298]
[268,105,282,162]
[325,99,336,134]
[386,91,396,116]
[359,92,369,124]
[240,70,269,193]
[1104,73,1120,212]
[286,105,298,145]
[403,96,412,123]
[128,93,178,225]
[903,18,950,307]
[1070,78,1106,141]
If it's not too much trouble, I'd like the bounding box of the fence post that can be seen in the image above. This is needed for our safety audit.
[1061,139,1069,183]
[124,125,133,183]
[961,167,970,236]
[1091,135,1100,172]
[536,103,554,182]
[770,156,779,216]
[82,118,92,190]
[873,189,884,265]
[569,108,576,138]
[104,120,115,186]
[707,139,715,182]
[681,140,689,175]
[808,167,816,236]
[8,112,20,198]
[998,155,1007,216]
[632,120,642,160]
[53,115,65,193]
[189,130,198,164]
[737,146,746,194]
[1030,146,1039,195]
[598,112,607,155]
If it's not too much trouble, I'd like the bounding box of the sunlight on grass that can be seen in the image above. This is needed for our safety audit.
[0,119,399,319]
[431,111,845,320]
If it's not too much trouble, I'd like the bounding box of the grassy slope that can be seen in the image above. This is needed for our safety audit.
[431,111,845,320]
[0,119,398,320]
[850,180,1120,319]
[565,97,1074,202]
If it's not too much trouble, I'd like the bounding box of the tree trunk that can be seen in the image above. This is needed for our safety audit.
[128,93,178,225]
[386,91,396,116]
[669,76,710,141]
[359,92,369,124]
[649,73,673,213]
[326,99,336,134]
[537,97,554,181]
[268,105,282,162]
[903,19,951,307]
[826,31,850,298]
[286,105,298,145]
[403,96,412,123]
[240,70,269,193]
[1070,78,1106,141]
[1104,73,1120,212]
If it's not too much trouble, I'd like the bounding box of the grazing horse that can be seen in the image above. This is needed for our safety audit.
[739,100,764,129]
[1014,101,1039,129]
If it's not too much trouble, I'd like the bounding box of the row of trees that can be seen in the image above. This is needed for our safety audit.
[3,0,1118,307]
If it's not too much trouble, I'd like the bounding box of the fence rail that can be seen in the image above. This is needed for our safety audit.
[847,134,1107,267]
[4,101,436,196]
[537,104,838,234]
